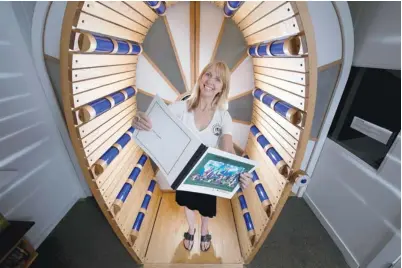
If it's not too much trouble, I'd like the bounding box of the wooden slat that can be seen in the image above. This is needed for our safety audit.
[101,1,153,29]
[231,197,253,260]
[239,1,285,30]
[95,140,137,188]
[124,1,158,23]
[251,116,294,165]
[245,15,303,45]
[72,78,135,108]
[116,159,150,231]
[232,1,261,25]
[252,114,296,157]
[243,2,297,37]
[82,105,136,150]
[253,57,308,73]
[254,66,308,85]
[103,146,142,208]
[71,71,135,94]
[70,54,138,69]
[75,12,145,43]
[77,96,136,138]
[255,73,305,97]
[253,106,298,149]
[82,2,148,35]
[133,186,161,260]
[87,117,134,166]
[71,64,136,82]
[255,80,305,111]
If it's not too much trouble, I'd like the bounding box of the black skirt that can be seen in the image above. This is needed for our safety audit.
[176,190,217,218]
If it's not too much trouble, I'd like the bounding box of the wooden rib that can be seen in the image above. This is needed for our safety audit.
[252,115,295,163]
[292,2,317,169]
[104,147,143,209]
[137,89,172,105]
[133,186,161,259]
[253,105,298,149]
[77,96,136,138]
[70,54,138,69]
[142,52,181,97]
[71,71,135,94]
[60,3,141,263]
[95,140,137,189]
[252,114,296,157]
[253,99,301,139]
[231,196,253,260]
[71,64,136,82]
[190,2,196,88]
[243,2,297,37]
[101,1,153,29]
[82,105,136,151]
[124,1,158,23]
[246,15,303,45]
[74,12,144,43]
[254,74,306,97]
[82,2,148,35]
[253,57,308,73]
[233,118,251,126]
[87,117,134,166]
[247,135,287,195]
[239,1,285,30]
[195,2,201,80]
[163,16,190,92]
[72,78,135,108]
[255,80,305,111]
[231,51,248,73]
[232,1,261,25]
[318,59,343,72]
[209,18,225,64]
[254,66,308,85]
[229,88,253,101]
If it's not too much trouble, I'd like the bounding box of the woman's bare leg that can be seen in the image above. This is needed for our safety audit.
[184,207,196,249]
[201,216,210,251]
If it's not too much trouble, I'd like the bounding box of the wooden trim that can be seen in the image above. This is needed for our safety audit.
[318,59,343,72]
[293,2,318,169]
[231,51,248,73]
[163,16,190,92]
[60,2,142,264]
[190,2,196,88]
[142,52,181,97]
[137,88,172,104]
[195,2,200,80]
[232,119,251,126]
[44,53,59,63]
[210,18,225,64]
[228,89,253,101]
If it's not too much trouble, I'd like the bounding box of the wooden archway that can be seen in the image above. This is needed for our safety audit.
[60,1,317,266]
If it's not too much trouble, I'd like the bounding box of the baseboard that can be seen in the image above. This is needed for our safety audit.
[30,194,80,249]
[304,193,359,268]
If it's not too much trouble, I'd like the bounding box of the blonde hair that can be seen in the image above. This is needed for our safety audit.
[186,61,231,111]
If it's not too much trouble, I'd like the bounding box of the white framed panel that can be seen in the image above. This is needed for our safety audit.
[232,121,250,150]
[229,56,255,99]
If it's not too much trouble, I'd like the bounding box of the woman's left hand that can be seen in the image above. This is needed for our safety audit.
[239,173,253,189]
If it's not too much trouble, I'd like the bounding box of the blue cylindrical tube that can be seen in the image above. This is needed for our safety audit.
[133,212,145,231]
[243,212,254,231]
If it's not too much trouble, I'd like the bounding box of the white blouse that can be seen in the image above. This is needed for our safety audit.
[168,101,233,148]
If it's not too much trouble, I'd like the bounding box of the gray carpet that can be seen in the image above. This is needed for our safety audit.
[32,197,349,268]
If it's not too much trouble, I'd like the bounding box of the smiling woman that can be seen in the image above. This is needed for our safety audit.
[59,1,319,266]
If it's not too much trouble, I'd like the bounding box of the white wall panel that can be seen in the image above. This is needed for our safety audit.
[229,56,255,99]
[44,1,66,59]
[232,122,250,150]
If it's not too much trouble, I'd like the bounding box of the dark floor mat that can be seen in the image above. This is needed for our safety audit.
[32,197,349,268]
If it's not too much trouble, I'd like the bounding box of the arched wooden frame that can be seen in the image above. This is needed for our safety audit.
[60,1,317,265]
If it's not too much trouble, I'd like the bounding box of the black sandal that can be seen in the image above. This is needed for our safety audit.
[200,233,212,252]
[183,229,195,251]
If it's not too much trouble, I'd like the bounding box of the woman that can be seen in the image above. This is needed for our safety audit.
[133,61,252,252]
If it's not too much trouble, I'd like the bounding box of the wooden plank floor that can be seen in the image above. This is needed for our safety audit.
[145,193,243,264]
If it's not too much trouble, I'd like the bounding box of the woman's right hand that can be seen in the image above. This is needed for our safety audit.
[132,111,152,131]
